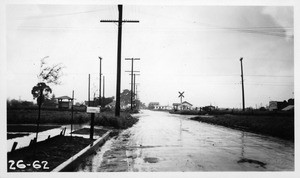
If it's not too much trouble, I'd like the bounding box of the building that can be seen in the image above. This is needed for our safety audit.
[148,102,160,109]
[55,96,73,109]
[181,101,193,110]
[153,105,172,110]
[282,105,294,111]
[173,101,193,110]
[269,101,278,111]
[202,105,216,112]
[269,98,294,111]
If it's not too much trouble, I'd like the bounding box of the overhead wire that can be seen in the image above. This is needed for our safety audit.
[18,8,111,20]
[14,6,293,39]
[134,8,293,39]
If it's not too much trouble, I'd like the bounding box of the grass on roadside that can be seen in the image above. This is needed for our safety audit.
[7,109,90,124]
[191,114,294,141]
[7,109,139,129]
[94,112,138,129]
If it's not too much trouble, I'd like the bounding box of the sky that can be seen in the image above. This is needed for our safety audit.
[4,3,294,108]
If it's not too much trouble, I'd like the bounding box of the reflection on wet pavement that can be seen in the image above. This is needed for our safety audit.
[7,124,103,151]
[77,110,294,171]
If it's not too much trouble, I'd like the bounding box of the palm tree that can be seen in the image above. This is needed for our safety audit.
[31,56,63,146]
[31,82,52,143]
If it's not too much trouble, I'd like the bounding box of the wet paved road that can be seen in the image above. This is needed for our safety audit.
[76,110,294,171]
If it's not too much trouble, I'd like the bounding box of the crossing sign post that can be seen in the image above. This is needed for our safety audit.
[178,91,184,104]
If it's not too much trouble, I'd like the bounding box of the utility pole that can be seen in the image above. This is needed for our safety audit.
[88,74,94,140]
[240,57,245,111]
[98,57,102,107]
[93,92,96,106]
[136,85,138,100]
[132,74,140,100]
[88,74,90,107]
[71,90,74,137]
[133,74,136,99]
[125,58,140,110]
[101,5,139,116]
[136,84,139,109]
[127,73,139,110]
[102,75,105,108]
[130,80,140,109]
[130,82,140,98]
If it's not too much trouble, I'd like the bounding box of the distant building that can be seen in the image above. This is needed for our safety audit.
[55,96,72,109]
[269,98,294,111]
[173,101,193,110]
[269,101,278,111]
[148,102,160,109]
[154,105,172,110]
[181,101,193,110]
[173,103,181,110]
[202,105,216,112]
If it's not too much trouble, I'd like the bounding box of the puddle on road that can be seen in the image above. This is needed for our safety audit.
[237,158,267,168]
[144,157,159,163]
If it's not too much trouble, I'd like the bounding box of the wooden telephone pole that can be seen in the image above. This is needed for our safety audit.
[102,75,105,108]
[98,57,102,106]
[240,57,245,111]
[125,58,140,110]
[101,5,139,116]
[88,74,94,139]
[71,90,74,137]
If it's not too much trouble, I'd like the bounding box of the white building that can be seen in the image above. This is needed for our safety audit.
[154,105,172,110]
[173,101,193,110]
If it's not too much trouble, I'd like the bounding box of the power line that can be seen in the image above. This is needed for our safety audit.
[10,72,294,78]
[14,26,115,31]
[245,83,293,86]
[245,75,294,78]
[134,8,293,38]
[19,8,111,20]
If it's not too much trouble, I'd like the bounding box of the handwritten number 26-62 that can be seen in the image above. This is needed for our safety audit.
[8,160,49,170]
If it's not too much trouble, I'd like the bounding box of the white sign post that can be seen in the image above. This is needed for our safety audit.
[86,106,100,140]
[86,107,100,113]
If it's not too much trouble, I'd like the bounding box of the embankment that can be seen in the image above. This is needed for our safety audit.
[190,114,294,141]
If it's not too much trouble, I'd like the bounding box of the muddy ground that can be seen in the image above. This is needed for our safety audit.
[7,135,93,172]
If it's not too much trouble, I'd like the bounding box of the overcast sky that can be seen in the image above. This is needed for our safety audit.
[5,4,294,108]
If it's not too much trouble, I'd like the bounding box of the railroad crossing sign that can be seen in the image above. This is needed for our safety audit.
[178,91,184,104]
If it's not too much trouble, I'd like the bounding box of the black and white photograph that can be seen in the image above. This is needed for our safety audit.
[0,0,298,177]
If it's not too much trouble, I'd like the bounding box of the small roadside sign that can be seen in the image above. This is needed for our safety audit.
[86,107,100,113]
